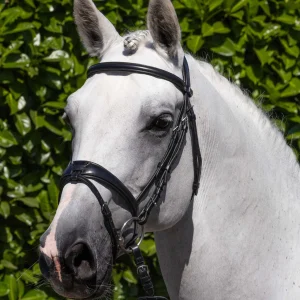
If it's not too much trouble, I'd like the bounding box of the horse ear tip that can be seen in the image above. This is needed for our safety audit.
[146,0,182,63]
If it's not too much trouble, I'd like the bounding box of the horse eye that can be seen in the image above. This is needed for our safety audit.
[149,114,173,131]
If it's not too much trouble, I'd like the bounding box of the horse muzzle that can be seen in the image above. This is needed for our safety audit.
[39,240,112,299]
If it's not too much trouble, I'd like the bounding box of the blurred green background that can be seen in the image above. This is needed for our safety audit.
[0,0,299,299]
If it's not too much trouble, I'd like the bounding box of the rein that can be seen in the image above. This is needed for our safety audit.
[59,57,201,299]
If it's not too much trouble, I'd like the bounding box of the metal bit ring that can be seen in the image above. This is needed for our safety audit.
[119,217,144,253]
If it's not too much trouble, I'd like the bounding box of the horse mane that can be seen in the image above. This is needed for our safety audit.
[190,55,300,176]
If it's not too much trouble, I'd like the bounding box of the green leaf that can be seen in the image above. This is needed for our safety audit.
[271,64,292,83]
[123,269,138,284]
[287,124,300,136]
[245,65,259,84]
[0,201,10,219]
[38,190,52,220]
[6,94,18,115]
[0,282,9,297]
[0,130,18,148]
[277,14,296,25]
[19,270,39,284]
[140,239,156,256]
[18,96,26,110]
[0,7,32,24]
[24,183,44,193]
[43,50,69,62]
[2,22,34,35]
[24,0,35,8]
[209,0,224,12]
[30,111,46,129]
[286,132,300,140]
[262,24,281,39]
[4,275,18,300]
[43,119,63,135]
[231,0,247,13]
[211,38,236,56]
[21,290,47,300]
[187,35,204,53]
[248,0,259,16]
[44,17,62,33]
[41,36,64,50]
[202,23,214,37]
[14,197,39,208]
[280,54,296,70]
[212,21,230,34]
[15,212,34,226]
[15,113,32,136]
[231,10,244,20]
[2,53,30,69]
[259,0,270,16]
[276,102,298,114]
[280,39,300,58]
[42,101,66,109]
[0,227,13,243]
[1,259,18,270]
[254,47,273,66]
[47,177,59,208]
[17,280,25,299]
[281,78,300,97]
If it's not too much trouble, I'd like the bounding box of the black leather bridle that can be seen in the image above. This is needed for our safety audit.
[59,57,201,300]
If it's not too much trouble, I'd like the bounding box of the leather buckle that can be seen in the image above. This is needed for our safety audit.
[70,170,82,182]
[137,264,149,278]
[184,86,193,97]
[101,202,112,217]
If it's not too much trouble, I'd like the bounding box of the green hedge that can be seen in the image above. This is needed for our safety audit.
[0,0,299,299]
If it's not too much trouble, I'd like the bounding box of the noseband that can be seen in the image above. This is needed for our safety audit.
[59,57,201,299]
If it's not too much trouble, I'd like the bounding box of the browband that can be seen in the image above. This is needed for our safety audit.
[87,61,193,97]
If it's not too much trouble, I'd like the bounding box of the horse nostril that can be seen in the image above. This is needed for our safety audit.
[65,243,96,281]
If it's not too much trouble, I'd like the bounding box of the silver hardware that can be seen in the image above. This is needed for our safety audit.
[119,217,144,253]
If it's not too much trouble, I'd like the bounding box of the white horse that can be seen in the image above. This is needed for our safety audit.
[39,0,300,299]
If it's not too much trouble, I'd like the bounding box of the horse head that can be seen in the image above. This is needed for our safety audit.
[39,0,196,298]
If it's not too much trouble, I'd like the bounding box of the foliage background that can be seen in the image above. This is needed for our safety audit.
[0,0,300,299]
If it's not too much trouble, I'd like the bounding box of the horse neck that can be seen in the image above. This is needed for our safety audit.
[189,55,300,215]
[154,55,300,299]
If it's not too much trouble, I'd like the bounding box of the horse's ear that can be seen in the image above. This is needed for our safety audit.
[74,0,121,57]
[147,0,184,65]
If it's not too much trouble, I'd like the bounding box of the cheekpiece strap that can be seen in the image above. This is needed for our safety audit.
[131,245,155,297]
